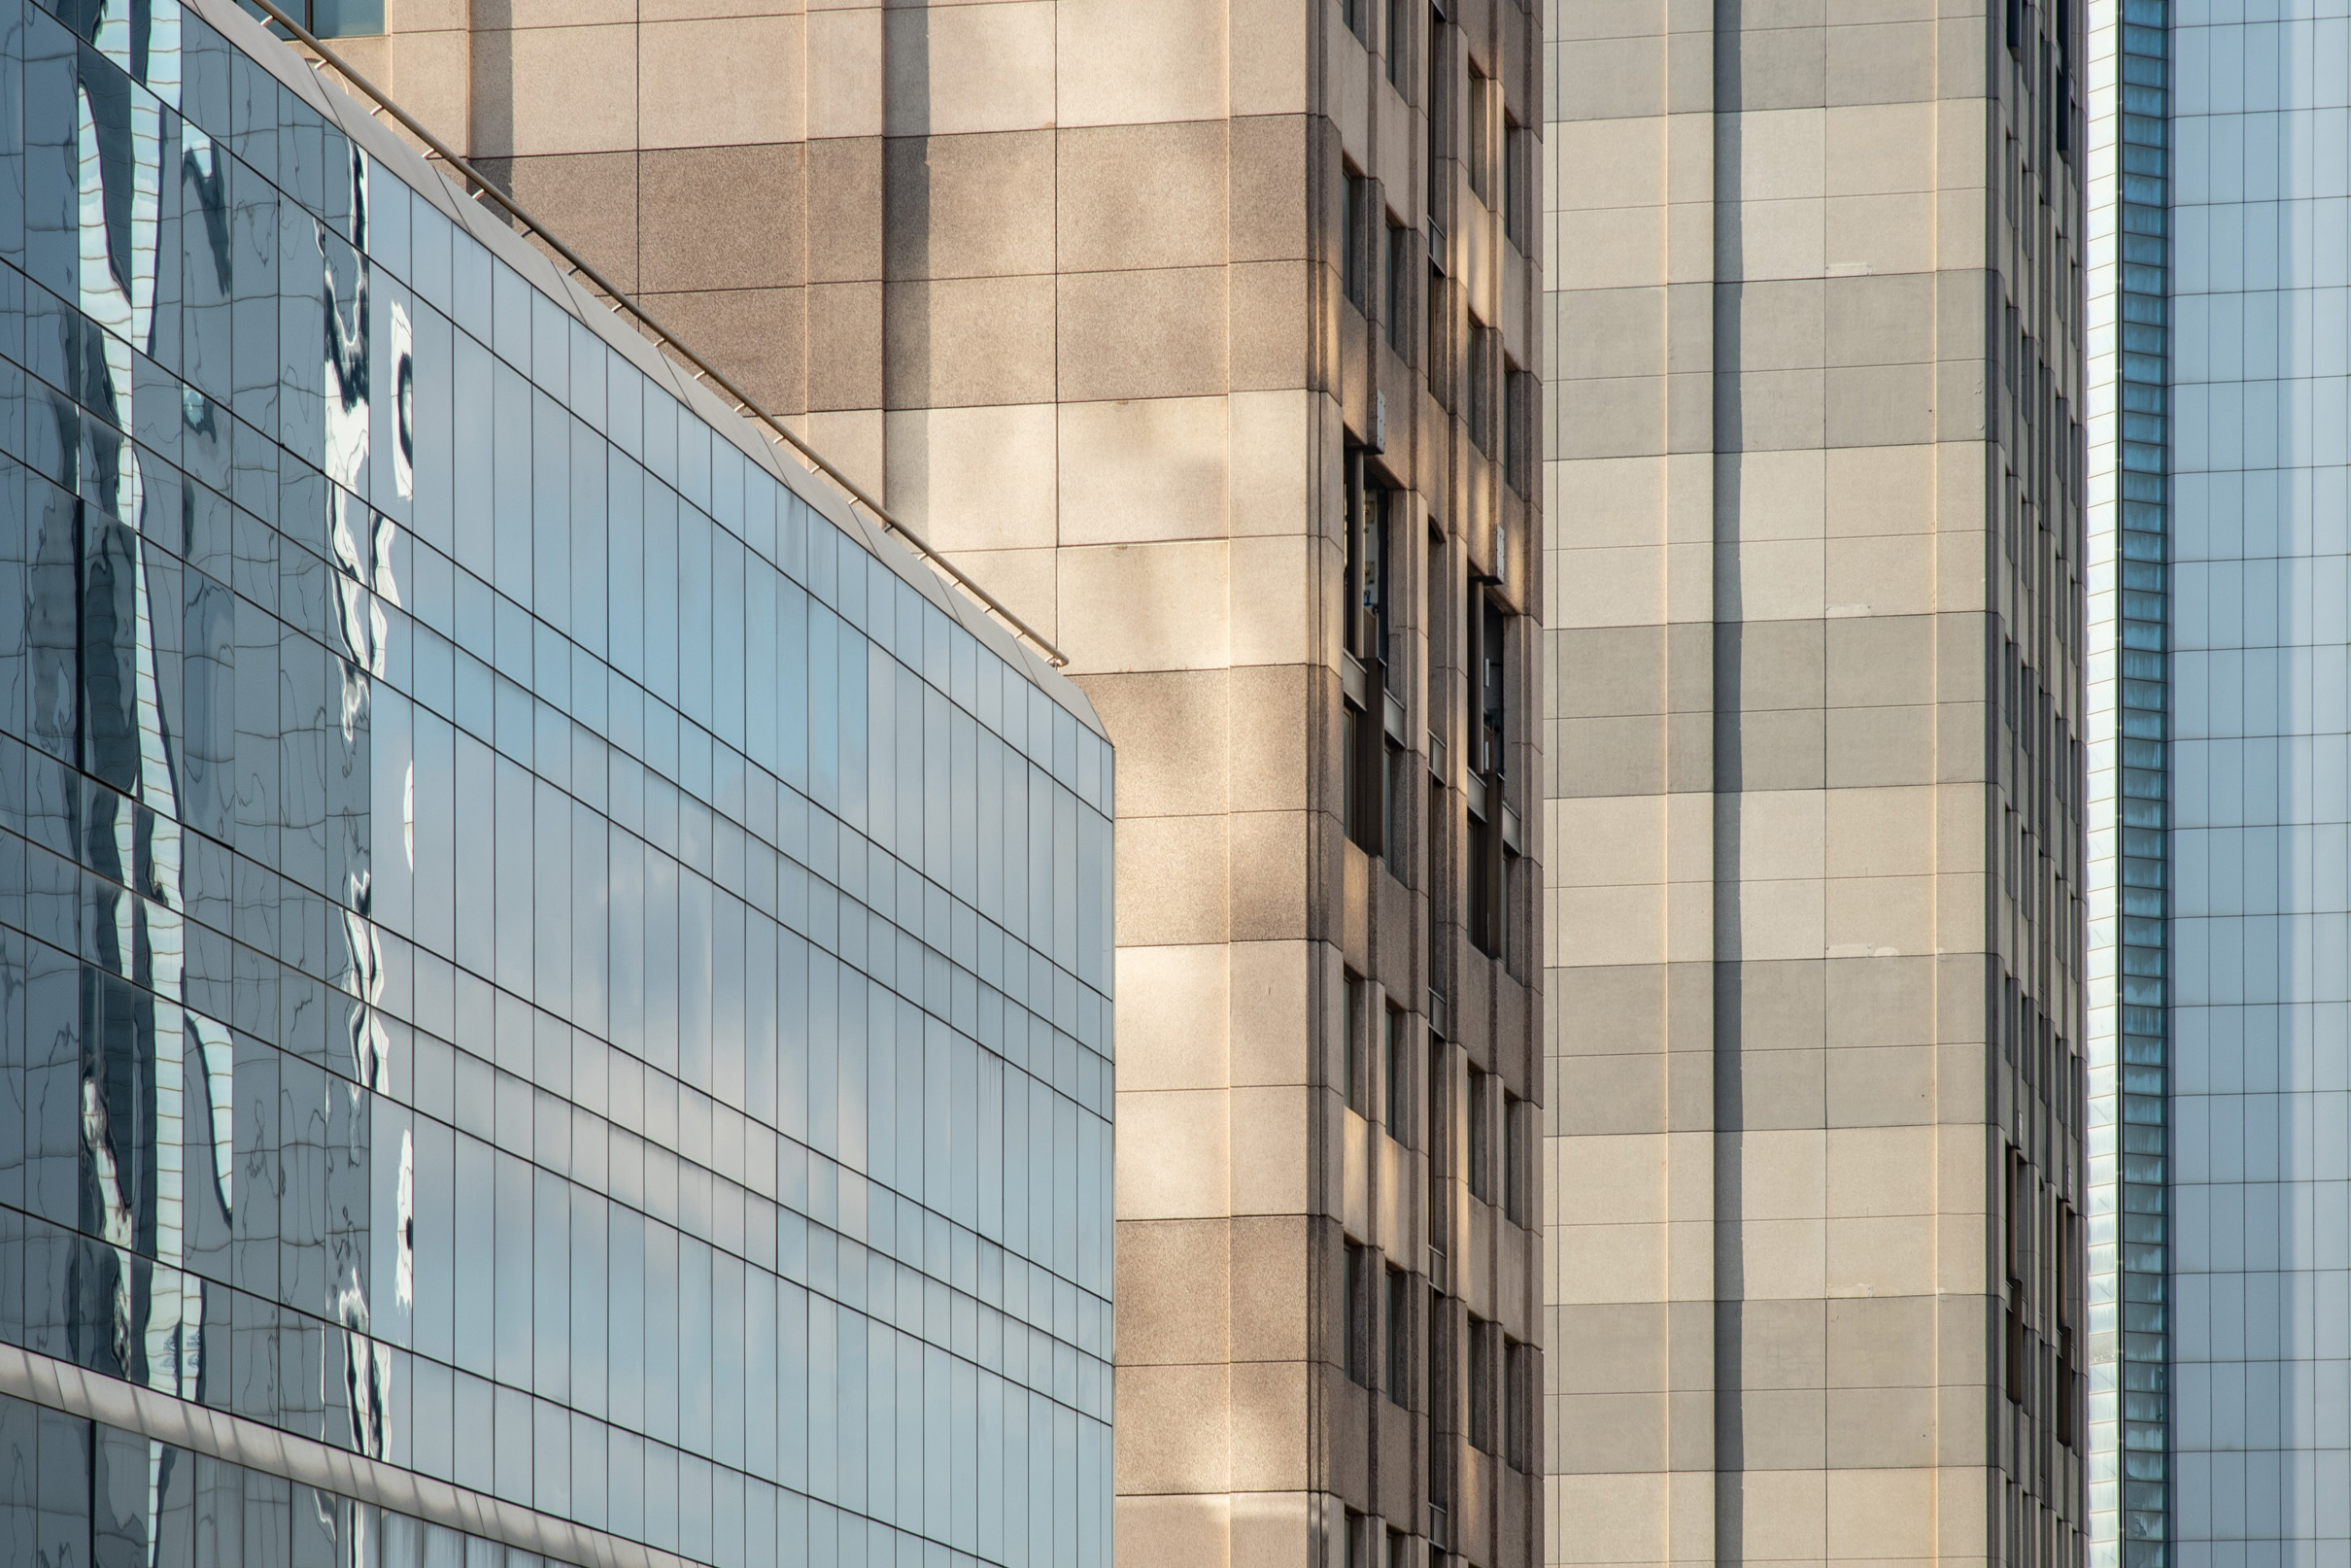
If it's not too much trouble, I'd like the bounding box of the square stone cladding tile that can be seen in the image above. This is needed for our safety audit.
[637,144,804,294]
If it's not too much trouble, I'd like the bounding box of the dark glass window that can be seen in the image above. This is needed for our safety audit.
[1385,1266,1413,1406]
[1345,1242,1375,1385]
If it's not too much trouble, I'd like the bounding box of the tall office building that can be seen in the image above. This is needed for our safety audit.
[2084,0,2351,1557]
[337,3,1551,1566]
[1544,0,2091,1560]
[0,1,1116,1563]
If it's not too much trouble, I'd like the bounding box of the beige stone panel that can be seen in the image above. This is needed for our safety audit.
[640,18,804,150]
[1826,361,1937,447]
[1227,534,1313,667]
[1230,0,1309,118]
[1551,882,1667,970]
[1826,1467,1936,1557]
[805,6,879,140]
[1735,876,1828,963]
[1556,33,1667,120]
[1118,1083,1233,1231]
[1115,1493,1231,1568]
[1826,1294,1935,1386]
[1054,396,1232,546]
[1551,1473,1668,1565]
[1115,812,1231,947]
[1082,670,1231,819]
[1554,544,1668,630]
[1741,1216,1829,1300]
[1225,665,1310,818]
[1823,785,1933,879]
[1824,191,1935,276]
[1230,1215,1311,1362]
[1741,1466,1828,1560]
[1117,944,1233,1093]
[1823,872,1932,957]
[804,279,882,410]
[636,287,804,415]
[1553,795,1666,889]
[469,25,638,158]
[1553,1391,1670,1473]
[1556,205,1667,291]
[1732,538,1827,621]
[805,136,882,285]
[1229,391,1312,538]
[1227,1492,1316,1568]
[1227,1358,1312,1492]
[1118,1218,1232,1366]
[1228,261,1313,392]
[1229,1086,1311,1216]
[1227,808,1311,942]
[1741,1297,1828,1391]
[1825,1214,1934,1299]
[1554,457,1667,548]
[386,0,468,27]
[1824,954,1937,1047]
[1726,195,1828,282]
[1730,25,1827,113]
[1732,108,1826,200]
[1116,1361,1232,1493]
[1825,443,1934,535]
[1057,120,1230,274]
[1727,367,1827,455]
[1742,1129,1828,1221]
[883,275,1057,408]
[1736,791,1826,883]
[1550,1221,1668,1305]
[931,546,1057,639]
[373,29,472,152]
[638,0,801,17]
[883,2,1055,137]
[1729,278,1828,372]
[1823,270,1934,367]
[1553,118,1665,213]
[1734,448,1828,541]
[1825,1125,1933,1218]
[1555,1133,1667,1224]
[881,403,1058,552]
[883,131,1055,281]
[1824,1044,1934,1128]
[1057,0,1229,127]
[801,409,882,494]
[1058,268,1230,402]
[1227,939,1312,1088]
[1824,101,1935,196]
[1552,1303,1670,1393]
[1825,19,1936,104]
[1551,373,1667,461]
[1825,1386,1935,1471]
[638,145,803,294]
[1741,1387,1828,1470]
[478,151,639,292]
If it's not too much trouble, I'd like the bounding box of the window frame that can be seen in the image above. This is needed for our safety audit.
[1345,1240,1375,1385]
[1384,1265,1413,1407]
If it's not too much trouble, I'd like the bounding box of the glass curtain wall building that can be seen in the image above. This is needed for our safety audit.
[2089,0,2351,1557]
[0,1,1116,1566]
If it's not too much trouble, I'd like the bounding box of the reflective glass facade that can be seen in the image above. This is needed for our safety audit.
[0,1,1117,1564]
[2090,0,2351,1558]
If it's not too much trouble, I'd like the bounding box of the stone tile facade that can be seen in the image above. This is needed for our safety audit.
[1543,0,2087,1559]
[346,2,1548,1565]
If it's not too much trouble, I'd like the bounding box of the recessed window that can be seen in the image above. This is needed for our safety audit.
[1468,66,1497,204]
[1384,1266,1413,1406]
[1346,974,1371,1115]
[1344,0,1372,45]
[1504,115,1533,249]
[1503,1090,1528,1223]
[1468,1314,1498,1452]
[1467,1066,1492,1202]
[1386,0,1411,85]
[1345,1241,1375,1385]
[1384,219,1414,357]
[1468,316,1498,455]
[1383,1006,1408,1140]
[1505,1337,1536,1471]
[1504,363,1535,494]
[1344,167,1374,313]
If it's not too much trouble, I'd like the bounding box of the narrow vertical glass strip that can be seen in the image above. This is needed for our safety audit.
[2086,0,2168,1559]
